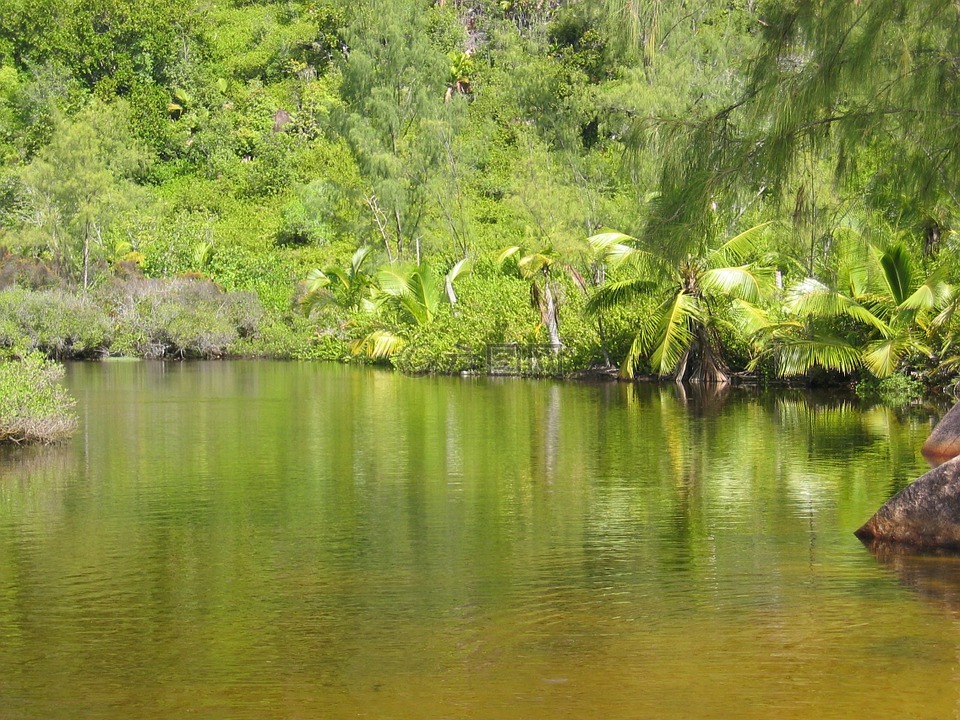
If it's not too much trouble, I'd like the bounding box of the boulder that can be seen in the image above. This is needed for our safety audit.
[922,401,960,465]
[856,455,960,548]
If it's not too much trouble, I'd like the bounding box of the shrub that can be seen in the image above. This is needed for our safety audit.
[0,352,77,444]
[101,277,265,358]
[0,287,110,358]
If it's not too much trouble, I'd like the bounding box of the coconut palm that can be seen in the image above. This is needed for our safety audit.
[587,222,773,383]
[498,244,586,348]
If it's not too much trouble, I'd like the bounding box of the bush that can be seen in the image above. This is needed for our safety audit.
[0,287,110,358]
[0,352,77,444]
[100,277,265,358]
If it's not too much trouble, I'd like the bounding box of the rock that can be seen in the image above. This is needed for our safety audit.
[922,401,960,465]
[855,455,960,548]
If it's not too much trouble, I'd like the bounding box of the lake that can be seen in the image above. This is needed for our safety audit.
[0,361,958,719]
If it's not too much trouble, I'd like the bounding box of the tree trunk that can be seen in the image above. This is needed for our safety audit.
[544,283,561,348]
[83,220,90,291]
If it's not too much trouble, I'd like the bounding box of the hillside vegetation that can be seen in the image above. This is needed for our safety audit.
[0,0,958,394]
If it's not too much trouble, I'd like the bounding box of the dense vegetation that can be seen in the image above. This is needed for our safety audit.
[0,352,76,443]
[1,0,959,393]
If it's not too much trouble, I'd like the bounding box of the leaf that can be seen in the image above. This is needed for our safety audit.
[649,292,701,377]
[878,243,912,305]
[585,277,655,316]
[351,330,406,359]
[305,268,330,293]
[785,278,891,336]
[700,265,764,303]
[711,221,773,263]
[775,335,862,377]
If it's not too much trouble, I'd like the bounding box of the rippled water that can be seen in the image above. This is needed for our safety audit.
[1,361,958,718]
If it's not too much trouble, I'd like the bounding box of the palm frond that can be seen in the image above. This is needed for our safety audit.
[585,277,655,316]
[862,335,929,378]
[588,230,648,267]
[349,246,373,275]
[728,299,771,337]
[351,330,406,359]
[305,268,330,293]
[377,266,413,298]
[700,265,766,303]
[900,272,952,313]
[878,243,913,306]
[649,292,701,377]
[711,221,773,264]
[775,335,862,377]
[786,278,891,336]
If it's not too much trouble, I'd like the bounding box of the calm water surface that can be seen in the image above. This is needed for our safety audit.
[1,361,958,719]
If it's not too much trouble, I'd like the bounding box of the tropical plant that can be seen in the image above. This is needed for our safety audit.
[587,222,773,383]
[301,246,377,316]
[754,238,954,379]
[498,244,586,348]
[351,258,470,360]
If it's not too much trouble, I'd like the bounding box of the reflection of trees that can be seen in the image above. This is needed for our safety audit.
[0,364,942,704]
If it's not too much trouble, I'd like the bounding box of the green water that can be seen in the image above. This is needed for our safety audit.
[0,361,958,719]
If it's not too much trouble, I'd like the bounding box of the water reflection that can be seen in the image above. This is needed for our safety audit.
[0,363,954,719]
[863,539,960,618]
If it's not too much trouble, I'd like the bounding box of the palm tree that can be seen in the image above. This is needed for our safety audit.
[352,259,471,360]
[752,238,952,379]
[301,246,376,316]
[587,222,773,383]
[498,245,586,348]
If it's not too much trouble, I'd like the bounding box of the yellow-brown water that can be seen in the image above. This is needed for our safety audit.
[0,361,957,718]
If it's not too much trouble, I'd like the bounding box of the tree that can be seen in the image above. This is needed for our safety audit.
[498,244,586,348]
[16,102,148,288]
[338,0,452,262]
[752,235,954,379]
[642,0,960,250]
[588,222,773,383]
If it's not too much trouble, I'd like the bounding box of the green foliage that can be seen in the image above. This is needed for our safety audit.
[5,0,960,389]
[0,351,76,444]
[0,286,110,357]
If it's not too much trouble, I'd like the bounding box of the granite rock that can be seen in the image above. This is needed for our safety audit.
[855,454,960,548]
[922,402,960,465]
